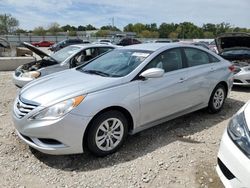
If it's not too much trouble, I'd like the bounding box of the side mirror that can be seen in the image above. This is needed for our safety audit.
[140,68,164,79]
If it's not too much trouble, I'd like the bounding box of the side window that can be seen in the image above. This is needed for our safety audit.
[98,47,113,55]
[145,48,183,73]
[208,54,220,63]
[184,48,210,67]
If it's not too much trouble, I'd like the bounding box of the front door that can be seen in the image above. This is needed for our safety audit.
[139,48,190,126]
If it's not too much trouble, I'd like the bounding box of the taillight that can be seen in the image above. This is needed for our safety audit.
[228,65,235,72]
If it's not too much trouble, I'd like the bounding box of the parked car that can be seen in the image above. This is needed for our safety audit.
[49,39,88,52]
[13,42,116,87]
[145,39,172,43]
[117,38,141,46]
[98,39,112,43]
[216,32,250,86]
[31,41,54,47]
[12,43,233,156]
[216,101,250,187]
[92,39,113,45]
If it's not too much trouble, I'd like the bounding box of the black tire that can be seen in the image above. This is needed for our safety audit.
[207,84,226,114]
[87,110,128,156]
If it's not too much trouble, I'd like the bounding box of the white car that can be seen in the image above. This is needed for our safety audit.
[217,101,250,187]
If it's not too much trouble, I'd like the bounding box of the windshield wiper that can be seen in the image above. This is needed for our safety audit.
[82,69,110,77]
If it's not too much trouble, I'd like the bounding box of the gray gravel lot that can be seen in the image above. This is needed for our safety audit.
[0,71,250,188]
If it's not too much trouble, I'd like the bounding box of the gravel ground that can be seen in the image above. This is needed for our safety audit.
[0,71,250,188]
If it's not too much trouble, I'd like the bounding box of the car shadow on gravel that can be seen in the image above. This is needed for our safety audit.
[31,97,245,172]
[232,85,250,93]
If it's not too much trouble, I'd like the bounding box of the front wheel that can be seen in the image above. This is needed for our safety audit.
[87,111,128,156]
[208,84,226,113]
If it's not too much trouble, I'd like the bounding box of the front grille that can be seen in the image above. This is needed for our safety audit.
[14,98,38,118]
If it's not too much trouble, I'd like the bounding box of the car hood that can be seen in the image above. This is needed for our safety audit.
[215,33,250,54]
[23,42,55,60]
[20,69,123,106]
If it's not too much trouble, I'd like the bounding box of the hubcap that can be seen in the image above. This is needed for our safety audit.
[95,118,124,151]
[213,88,225,109]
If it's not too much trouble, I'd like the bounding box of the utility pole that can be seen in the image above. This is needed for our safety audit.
[112,17,114,29]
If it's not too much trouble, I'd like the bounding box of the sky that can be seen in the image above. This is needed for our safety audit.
[0,0,249,30]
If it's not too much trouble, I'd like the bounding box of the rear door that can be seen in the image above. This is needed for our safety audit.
[182,47,221,105]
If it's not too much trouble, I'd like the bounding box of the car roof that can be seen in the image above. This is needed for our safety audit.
[122,43,184,52]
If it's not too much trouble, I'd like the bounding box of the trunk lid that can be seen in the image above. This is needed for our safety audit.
[215,32,250,54]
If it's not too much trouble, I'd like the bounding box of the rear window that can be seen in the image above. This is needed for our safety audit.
[184,48,210,67]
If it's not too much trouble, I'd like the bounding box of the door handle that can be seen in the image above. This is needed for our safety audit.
[210,67,215,72]
[178,78,186,83]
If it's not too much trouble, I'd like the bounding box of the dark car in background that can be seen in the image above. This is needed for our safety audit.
[117,38,141,46]
[49,39,90,52]
[216,32,250,86]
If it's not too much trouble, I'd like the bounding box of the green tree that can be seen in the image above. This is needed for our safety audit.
[68,30,77,36]
[139,30,159,38]
[61,24,72,32]
[123,23,134,32]
[33,26,46,36]
[48,22,61,35]
[15,28,27,34]
[168,32,178,39]
[158,23,177,38]
[0,13,19,34]
[85,24,97,30]
[95,30,109,37]
[176,22,203,39]
[100,25,120,31]
[203,31,214,38]
[78,25,86,31]
[215,22,231,35]
[145,23,158,32]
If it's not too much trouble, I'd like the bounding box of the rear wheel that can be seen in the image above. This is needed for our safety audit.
[87,111,128,156]
[208,84,226,113]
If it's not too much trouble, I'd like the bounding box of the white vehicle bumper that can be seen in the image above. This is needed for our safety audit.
[217,130,250,188]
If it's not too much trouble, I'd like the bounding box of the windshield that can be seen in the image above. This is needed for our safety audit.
[50,45,81,63]
[78,49,152,77]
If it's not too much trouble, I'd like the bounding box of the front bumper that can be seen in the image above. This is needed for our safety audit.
[233,71,250,86]
[216,130,250,188]
[12,72,34,88]
[12,111,92,155]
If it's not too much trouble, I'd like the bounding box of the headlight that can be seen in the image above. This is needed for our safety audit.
[30,95,85,120]
[228,111,250,157]
[21,71,40,79]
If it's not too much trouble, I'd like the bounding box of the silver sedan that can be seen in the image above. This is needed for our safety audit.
[12,43,234,156]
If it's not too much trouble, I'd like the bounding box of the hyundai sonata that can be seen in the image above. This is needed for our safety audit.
[12,43,234,156]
